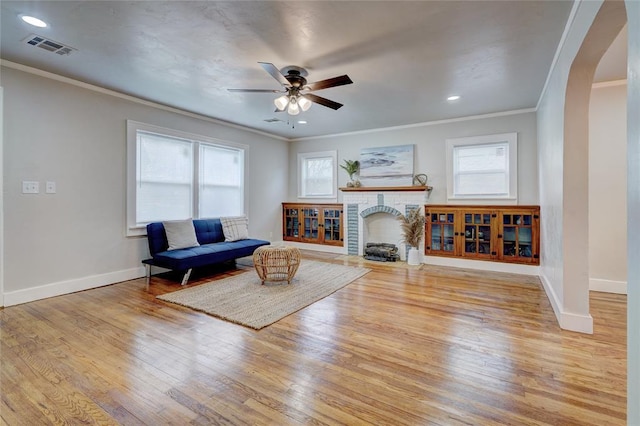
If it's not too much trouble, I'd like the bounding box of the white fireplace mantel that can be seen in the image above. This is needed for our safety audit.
[342,188,428,257]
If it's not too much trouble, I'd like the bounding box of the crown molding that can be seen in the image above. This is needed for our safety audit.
[0,60,288,142]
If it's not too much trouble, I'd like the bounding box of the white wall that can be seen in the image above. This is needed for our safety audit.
[589,82,627,293]
[288,110,538,205]
[1,65,288,305]
[0,86,4,307]
[626,0,640,421]
[536,0,607,333]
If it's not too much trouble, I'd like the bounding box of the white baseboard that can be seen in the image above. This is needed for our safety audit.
[589,278,627,294]
[560,310,594,334]
[423,256,540,276]
[279,240,345,254]
[539,273,594,334]
[2,266,146,307]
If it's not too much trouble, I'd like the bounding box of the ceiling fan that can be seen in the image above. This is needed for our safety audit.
[228,62,353,115]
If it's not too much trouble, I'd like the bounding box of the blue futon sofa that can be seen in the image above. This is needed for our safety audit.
[143,218,270,285]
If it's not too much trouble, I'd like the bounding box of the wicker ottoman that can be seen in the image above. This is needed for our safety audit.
[253,246,301,285]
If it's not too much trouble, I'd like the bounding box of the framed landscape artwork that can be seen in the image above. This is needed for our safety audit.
[359,144,414,186]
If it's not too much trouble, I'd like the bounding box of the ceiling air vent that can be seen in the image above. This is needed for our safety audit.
[23,34,77,56]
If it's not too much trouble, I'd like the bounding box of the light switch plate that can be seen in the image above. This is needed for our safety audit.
[22,181,39,194]
[46,181,56,194]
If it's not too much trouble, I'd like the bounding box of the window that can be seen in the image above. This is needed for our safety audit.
[446,132,517,201]
[298,151,337,198]
[127,121,247,236]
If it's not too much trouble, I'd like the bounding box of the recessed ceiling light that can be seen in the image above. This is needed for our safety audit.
[447,95,461,101]
[297,120,308,124]
[21,15,48,28]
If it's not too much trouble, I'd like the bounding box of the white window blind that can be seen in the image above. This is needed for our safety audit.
[446,132,517,201]
[453,143,509,196]
[137,132,193,223]
[298,151,337,198]
[200,144,244,217]
[127,121,248,236]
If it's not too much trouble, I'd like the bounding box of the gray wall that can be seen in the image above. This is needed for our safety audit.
[2,65,288,303]
[536,0,604,333]
[625,0,639,421]
[287,111,538,205]
[589,83,627,293]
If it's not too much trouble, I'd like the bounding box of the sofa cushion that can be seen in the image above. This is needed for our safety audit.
[163,219,200,250]
[193,218,225,245]
[152,239,270,271]
[220,215,249,242]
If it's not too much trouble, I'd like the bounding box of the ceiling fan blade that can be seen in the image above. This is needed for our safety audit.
[305,75,353,91]
[304,93,344,110]
[227,88,283,93]
[259,62,291,87]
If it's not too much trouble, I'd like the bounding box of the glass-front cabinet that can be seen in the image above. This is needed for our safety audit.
[301,207,319,241]
[500,211,537,262]
[282,203,343,246]
[426,211,456,255]
[425,205,539,265]
[322,207,342,244]
[462,211,494,260]
[283,206,300,238]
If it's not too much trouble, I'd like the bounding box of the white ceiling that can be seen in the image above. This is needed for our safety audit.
[1,1,580,139]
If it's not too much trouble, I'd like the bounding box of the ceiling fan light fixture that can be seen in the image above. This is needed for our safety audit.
[298,95,312,112]
[274,95,289,111]
[287,98,300,115]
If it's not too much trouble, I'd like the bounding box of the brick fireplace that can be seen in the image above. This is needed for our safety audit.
[342,188,429,258]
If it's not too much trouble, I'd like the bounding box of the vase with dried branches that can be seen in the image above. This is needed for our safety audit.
[398,207,425,265]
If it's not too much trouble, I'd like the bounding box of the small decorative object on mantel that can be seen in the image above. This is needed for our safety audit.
[413,174,428,186]
[340,159,361,187]
[398,207,425,265]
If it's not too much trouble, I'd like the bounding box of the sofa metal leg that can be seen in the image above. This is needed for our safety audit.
[181,268,193,286]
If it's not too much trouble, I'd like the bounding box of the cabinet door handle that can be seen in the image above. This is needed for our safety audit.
[498,234,503,238]
[454,232,459,236]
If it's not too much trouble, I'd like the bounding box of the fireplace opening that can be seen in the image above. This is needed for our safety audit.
[363,212,404,261]
[364,243,400,262]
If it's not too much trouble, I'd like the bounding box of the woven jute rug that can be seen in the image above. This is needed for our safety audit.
[157,260,370,329]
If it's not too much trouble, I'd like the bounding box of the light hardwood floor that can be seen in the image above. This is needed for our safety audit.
[1,251,626,425]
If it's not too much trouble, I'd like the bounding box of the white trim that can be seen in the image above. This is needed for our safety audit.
[445,132,518,202]
[126,120,249,236]
[539,273,594,334]
[3,267,146,307]
[0,60,288,142]
[281,241,345,254]
[424,256,539,276]
[291,108,536,142]
[0,87,4,307]
[560,311,594,334]
[592,79,627,89]
[536,0,582,111]
[1,60,536,144]
[539,272,563,325]
[297,150,338,199]
[589,278,627,294]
